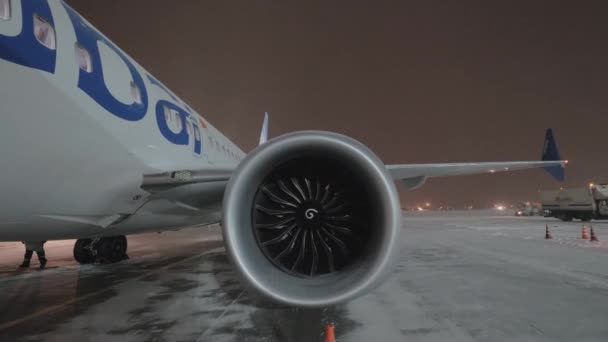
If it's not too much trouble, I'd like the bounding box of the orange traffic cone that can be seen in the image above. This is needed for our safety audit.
[590,225,599,242]
[325,322,335,342]
[582,225,589,239]
[545,224,552,239]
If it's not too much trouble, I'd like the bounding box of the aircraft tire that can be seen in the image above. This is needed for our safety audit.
[73,238,96,264]
[97,236,128,263]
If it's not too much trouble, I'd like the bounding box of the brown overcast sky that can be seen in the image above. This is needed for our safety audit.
[65,1,608,208]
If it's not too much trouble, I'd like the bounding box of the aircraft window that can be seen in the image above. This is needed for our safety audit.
[186,121,193,135]
[194,127,200,140]
[162,105,170,121]
[174,112,182,130]
[33,14,56,50]
[215,140,220,151]
[74,43,93,72]
[0,0,10,20]
[130,81,142,104]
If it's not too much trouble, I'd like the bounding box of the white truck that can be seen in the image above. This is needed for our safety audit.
[541,184,608,221]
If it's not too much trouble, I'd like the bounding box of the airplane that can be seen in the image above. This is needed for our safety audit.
[0,0,565,308]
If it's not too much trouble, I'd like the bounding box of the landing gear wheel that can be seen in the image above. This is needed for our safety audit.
[74,238,96,264]
[97,236,128,263]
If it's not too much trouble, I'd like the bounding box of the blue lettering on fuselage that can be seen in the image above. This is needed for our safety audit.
[62,3,148,122]
[0,0,56,73]
[156,100,202,156]
[0,1,204,157]
[147,74,197,119]
[148,73,203,156]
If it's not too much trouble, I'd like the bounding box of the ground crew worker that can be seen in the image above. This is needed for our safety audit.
[19,241,47,269]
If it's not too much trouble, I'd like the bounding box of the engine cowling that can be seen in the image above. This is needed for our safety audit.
[222,131,401,307]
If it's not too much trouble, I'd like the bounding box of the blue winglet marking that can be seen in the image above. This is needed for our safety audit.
[541,128,565,181]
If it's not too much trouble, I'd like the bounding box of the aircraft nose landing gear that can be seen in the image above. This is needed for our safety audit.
[73,236,128,264]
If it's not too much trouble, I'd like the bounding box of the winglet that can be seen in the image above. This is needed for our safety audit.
[541,128,565,181]
[259,112,269,145]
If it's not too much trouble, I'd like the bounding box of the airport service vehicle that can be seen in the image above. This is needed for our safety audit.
[0,0,566,307]
[514,202,541,216]
[541,185,608,221]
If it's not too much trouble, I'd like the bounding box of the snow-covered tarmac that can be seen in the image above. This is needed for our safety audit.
[1,211,607,341]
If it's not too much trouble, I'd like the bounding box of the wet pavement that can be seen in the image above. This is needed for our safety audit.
[1,212,608,341]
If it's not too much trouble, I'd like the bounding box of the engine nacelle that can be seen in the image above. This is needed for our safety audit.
[222,131,401,307]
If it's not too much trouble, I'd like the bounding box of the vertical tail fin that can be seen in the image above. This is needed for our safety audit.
[541,128,565,181]
[259,112,269,146]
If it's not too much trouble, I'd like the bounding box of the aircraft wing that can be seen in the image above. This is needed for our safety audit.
[388,128,566,189]
[388,160,566,190]
[142,127,565,200]
[142,160,566,197]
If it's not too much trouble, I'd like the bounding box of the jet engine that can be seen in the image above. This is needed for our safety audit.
[222,131,401,307]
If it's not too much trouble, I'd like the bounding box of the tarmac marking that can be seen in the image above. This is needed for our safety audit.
[0,245,225,331]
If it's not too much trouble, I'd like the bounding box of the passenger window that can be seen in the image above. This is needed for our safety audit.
[164,107,171,122]
[74,43,93,72]
[186,121,193,135]
[174,111,182,130]
[33,14,56,50]
[0,0,10,20]
[165,108,181,130]
[130,81,142,104]
[194,126,200,140]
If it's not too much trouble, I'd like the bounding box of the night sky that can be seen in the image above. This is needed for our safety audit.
[66,1,608,208]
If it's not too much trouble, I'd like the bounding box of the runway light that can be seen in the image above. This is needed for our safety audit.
[416,206,424,211]
[425,202,431,207]
[494,204,505,211]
